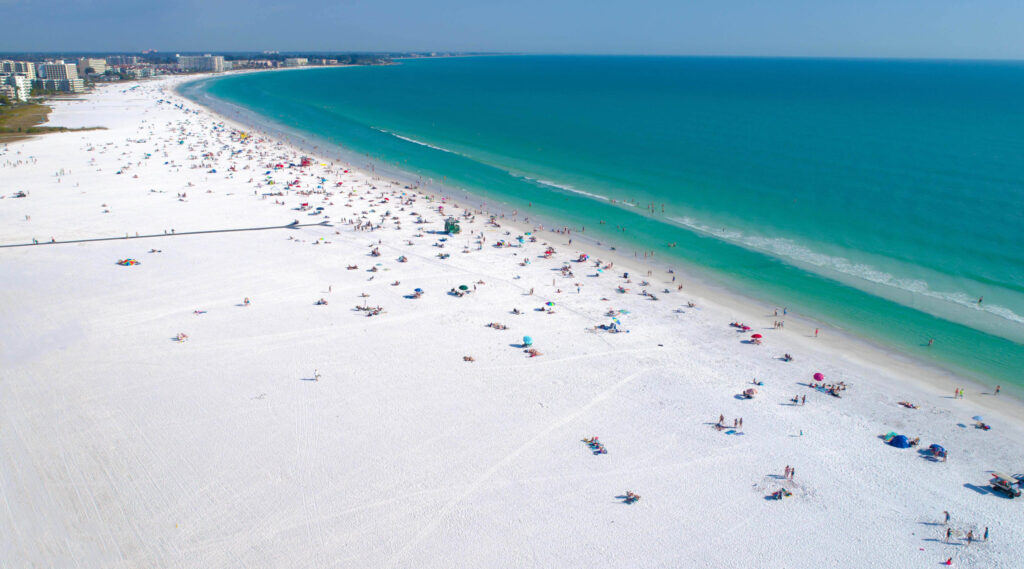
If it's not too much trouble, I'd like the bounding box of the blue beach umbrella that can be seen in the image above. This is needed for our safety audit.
[523,336,533,345]
[414,288,423,293]
[972,415,984,422]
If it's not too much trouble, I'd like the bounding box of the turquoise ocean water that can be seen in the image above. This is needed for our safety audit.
[182,56,1024,388]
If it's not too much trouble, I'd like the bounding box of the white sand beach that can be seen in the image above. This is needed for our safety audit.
[2,77,1022,568]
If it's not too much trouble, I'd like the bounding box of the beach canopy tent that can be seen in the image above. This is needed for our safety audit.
[889,435,911,448]
[444,217,461,234]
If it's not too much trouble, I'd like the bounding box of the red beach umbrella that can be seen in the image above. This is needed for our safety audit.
[751,333,763,339]
[813,372,824,381]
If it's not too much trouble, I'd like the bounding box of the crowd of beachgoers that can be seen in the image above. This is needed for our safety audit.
[1,75,1021,568]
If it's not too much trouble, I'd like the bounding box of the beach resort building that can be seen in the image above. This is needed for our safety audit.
[284,57,308,67]
[38,62,79,81]
[107,55,142,66]
[32,77,85,93]
[76,58,108,76]
[0,60,36,80]
[176,54,225,73]
[0,73,32,101]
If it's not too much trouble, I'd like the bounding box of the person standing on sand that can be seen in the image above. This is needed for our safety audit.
[943,510,950,524]
[719,414,724,426]
[984,527,989,541]
[801,395,805,405]
[814,328,819,337]
[739,418,743,428]
[945,527,952,542]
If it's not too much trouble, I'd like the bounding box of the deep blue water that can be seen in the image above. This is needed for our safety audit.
[184,56,1024,387]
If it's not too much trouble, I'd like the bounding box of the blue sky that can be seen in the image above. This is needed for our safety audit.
[1,0,1022,59]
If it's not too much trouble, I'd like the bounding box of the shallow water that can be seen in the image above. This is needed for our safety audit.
[185,56,1024,387]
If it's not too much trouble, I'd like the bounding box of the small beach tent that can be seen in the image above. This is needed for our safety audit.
[889,435,911,448]
[444,217,461,234]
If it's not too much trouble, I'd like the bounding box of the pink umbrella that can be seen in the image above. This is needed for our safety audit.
[741,325,751,331]
[813,372,824,381]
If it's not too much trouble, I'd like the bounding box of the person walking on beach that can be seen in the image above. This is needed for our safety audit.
[943,510,950,524]
[814,328,819,337]
[966,530,973,545]
[314,369,321,381]
[984,527,989,541]
[801,395,805,405]
[945,527,952,542]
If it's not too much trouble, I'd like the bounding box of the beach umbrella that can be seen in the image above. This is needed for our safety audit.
[459,285,469,291]
[546,301,555,306]
[813,372,824,381]
[414,288,423,293]
[972,415,984,422]
[523,336,533,345]
[751,333,763,339]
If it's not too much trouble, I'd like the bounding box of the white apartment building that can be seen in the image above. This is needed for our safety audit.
[38,61,79,81]
[77,58,108,76]
[176,54,225,73]
[0,60,36,80]
[0,73,32,101]
[36,78,85,93]
[284,57,308,67]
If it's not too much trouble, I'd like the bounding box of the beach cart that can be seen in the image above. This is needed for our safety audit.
[990,473,1021,498]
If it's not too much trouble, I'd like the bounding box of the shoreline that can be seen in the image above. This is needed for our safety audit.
[5,75,1021,568]
[179,72,1021,415]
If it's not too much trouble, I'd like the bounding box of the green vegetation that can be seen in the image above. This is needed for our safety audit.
[0,102,104,142]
